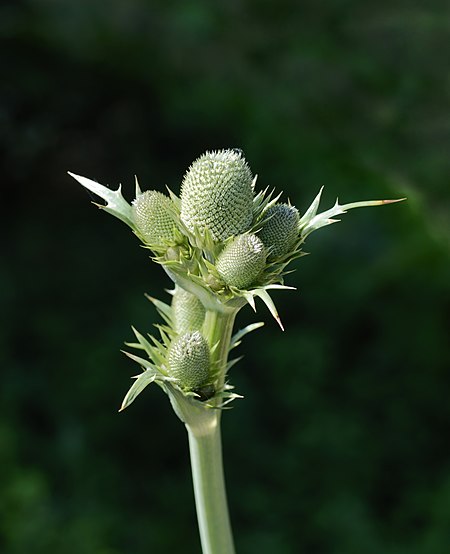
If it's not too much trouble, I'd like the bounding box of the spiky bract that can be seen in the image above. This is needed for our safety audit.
[132,190,175,246]
[258,203,300,258]
[172,287,205,334]
[216,234,266,290]
[180,149,254,241]
[168,331,210,390]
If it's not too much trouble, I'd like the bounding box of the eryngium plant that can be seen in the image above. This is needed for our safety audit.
[70,149,404,554]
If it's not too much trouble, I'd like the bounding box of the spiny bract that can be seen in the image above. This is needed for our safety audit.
[132,190,175,246]
[216,234,266,290]
[180,149,254,241]
[167,331,210,390]
[172,287,206,334]
[258,203,300,258]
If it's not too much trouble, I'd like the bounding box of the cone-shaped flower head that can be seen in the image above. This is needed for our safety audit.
[167,331,210,390]
[132,190,175,246]
[180,149,254,241]
[172,287,205,334]
[216,234,266,289]
[258,203,300,258]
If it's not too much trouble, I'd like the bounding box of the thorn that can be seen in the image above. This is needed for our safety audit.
[135,175,142,197]
[276,316,285,331]
[118,398,129,412]
[381,198,407,204]
[245,293,256,311]
[145,293,156,302]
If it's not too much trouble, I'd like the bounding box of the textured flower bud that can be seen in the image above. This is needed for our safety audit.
[258,203,300,258]
[132,191,175,245]
[216,234,266,289]
[172,287,205,334]
[180,149,254,241]
[168,331,210,390]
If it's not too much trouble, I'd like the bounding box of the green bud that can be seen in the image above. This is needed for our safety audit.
[180,149,254,241]
[132,191,175,246]
[172,287,205,334]
[216,234,266,289]
[258,203,300,258]
[165,246,181,261]
[205,273,222,291]
[168,331,210,390]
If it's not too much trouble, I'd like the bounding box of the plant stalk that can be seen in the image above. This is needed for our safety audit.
[187,414,235,554]
[203,308,237,397]
[185,308,238,553]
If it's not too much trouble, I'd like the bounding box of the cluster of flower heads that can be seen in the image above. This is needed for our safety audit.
[70,149,401,410]
[125,149,304,402]
[132,149,303,295]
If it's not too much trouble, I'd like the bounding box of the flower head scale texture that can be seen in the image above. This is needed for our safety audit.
[168,330,211,390]
[180,149,254,241]
[216,234,267,290]
[258,203,300,259]
[172,286,206,334]
[132,190,175,246]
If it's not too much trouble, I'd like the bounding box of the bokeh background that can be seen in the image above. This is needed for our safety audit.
[2,1,450,553]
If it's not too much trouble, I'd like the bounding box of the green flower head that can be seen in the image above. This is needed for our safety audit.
[180,149,254,241]
[132,190,175,246]
[172,287,206,334]
[216,234,266,290]
[258,203,300,259]
[168,331,210,390]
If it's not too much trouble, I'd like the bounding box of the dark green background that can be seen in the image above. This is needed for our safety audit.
[2,1,449,553]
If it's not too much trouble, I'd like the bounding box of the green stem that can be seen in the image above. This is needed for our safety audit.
[187,414,235,554]
[184,308,238,553]
[203,309,238,398]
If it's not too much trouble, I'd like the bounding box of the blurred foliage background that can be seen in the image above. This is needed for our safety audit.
[1,0,450,553]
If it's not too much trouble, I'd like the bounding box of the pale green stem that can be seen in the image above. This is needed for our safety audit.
[185,308,238,554]
[187,414,235,554]
[203,309,238,397]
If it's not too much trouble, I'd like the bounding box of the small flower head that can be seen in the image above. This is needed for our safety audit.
[132,190,175,246]
[258,203,300,259]
[172,287,205,334]
[216,234,266,290]
[168,331,210,390]
[180,149,254,241]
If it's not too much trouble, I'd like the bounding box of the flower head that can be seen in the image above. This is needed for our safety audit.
[258,203,300,259]
[168,331,210,391]
[132,190,175,247]
[180,149,254,241]
[216,234,266,290]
